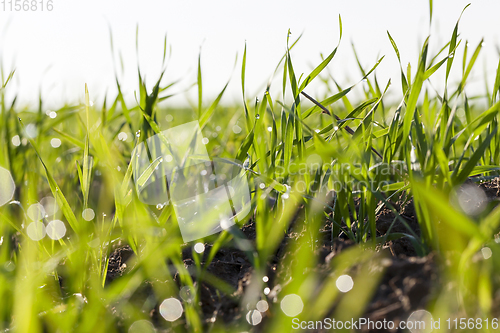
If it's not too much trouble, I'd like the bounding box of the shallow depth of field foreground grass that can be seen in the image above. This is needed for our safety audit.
[2,6,500,333]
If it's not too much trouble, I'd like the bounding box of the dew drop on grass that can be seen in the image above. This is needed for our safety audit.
[336,274,354,293]
[0,167,16,207]
[128,320,155,333]
[27,221,46,241]
[264,287,270,295]
[164,154,173,162]
[267,126,272,132]
[262,276,269,282]
[259,183,265,189]
[156,203,164,210]
[49,111,57,119]
[165,114,173,122]
[82,208,95,221]
[136,130,141,138]
[216,126,221,132]
[46,220,66,240]
[280,294,304,317]
[255,114,260,119]
[159,298,183,322]
[202,137,209,145]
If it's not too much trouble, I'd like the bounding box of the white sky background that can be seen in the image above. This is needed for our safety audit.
[0,0,499,109]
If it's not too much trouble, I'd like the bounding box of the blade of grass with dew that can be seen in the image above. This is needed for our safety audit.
[19,118,79,233]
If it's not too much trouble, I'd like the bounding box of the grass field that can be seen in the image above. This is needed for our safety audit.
[1,4,500,333]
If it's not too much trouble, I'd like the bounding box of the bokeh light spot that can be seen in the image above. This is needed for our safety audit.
[336,274,354,293]
[0,167,16,207]
[27,222,46,241]
[159,298,183,322]
[46,220,66,240]
[280,294,304,317]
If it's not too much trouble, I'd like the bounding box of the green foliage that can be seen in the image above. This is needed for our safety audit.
[0,6,500,332]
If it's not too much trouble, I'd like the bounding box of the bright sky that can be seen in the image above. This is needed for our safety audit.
[0,0,499,108]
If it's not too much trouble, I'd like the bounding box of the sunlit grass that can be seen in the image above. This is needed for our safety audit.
[1,3,500,332]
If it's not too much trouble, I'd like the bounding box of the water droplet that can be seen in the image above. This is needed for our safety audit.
[264,287,270,295]
[259,183,265,189]
[200,170,207,176]
[280,294,303,317]
[49,111,57,119]
[136,130,141,138]
[159,298,183,322]
[216,126,221,132]
[255,114,260,119]
[449,53,454,58]
[202,137,209,145]
[156,203,164,210]
[267,126,272,132]
[336,274,354,292]
[262,276,269,283]
[165,114,174,122]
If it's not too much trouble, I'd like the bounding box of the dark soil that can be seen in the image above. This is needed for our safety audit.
[104,177,500,332]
